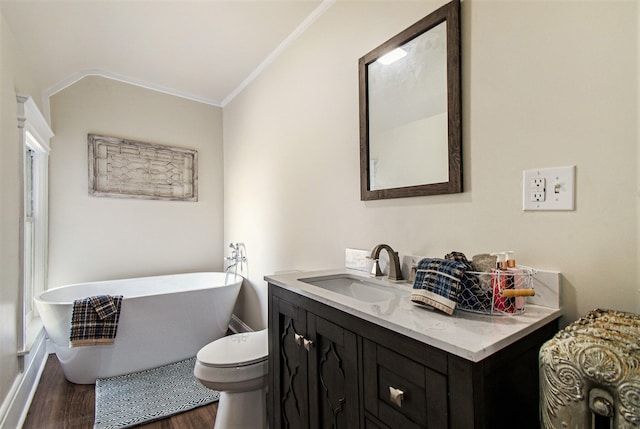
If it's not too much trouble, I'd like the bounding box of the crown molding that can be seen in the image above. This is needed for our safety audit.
[41,0,335,111]
[43,69,222,107]
[221,0,335,107]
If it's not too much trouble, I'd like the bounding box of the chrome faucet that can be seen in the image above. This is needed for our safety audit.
[225,242,247,277]
[370,244,404,281]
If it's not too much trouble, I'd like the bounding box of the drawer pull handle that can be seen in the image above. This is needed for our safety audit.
[389,386,404,407]
[303,338,314,352]
[294,333,304,346]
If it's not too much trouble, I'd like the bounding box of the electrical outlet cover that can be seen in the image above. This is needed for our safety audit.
[523,166,575,211]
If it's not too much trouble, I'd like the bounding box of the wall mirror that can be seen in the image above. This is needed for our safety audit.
[359,0,461,200]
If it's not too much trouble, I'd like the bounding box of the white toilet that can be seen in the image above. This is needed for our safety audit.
[194,329,268,429]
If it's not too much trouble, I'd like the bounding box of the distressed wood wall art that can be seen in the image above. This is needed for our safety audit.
[88,134,198,201]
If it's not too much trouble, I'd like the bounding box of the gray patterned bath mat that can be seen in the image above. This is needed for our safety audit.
[94,357,218,429]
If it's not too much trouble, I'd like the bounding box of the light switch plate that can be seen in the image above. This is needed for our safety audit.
[523,166,575,211]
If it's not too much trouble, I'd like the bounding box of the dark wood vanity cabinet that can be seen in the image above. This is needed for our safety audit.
[269,287,359,429]
[268,283,558,429]
[363,339,448,428]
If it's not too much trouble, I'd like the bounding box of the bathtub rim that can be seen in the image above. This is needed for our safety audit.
[35,271,243,305]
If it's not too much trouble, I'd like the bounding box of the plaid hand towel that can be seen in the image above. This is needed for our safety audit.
[70,295,123,347]
[89,295,119,319]
[411,258,467,315]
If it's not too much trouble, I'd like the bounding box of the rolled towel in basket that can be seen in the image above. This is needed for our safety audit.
[471,253,497,293]
[445,252,493,313]
[411,258,468,315]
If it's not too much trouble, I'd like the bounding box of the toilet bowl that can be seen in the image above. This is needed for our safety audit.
[194,329,268,429]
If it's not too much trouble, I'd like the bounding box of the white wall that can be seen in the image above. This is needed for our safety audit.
[0,12,23,422]
[224,0,639,330]
[0,10,46,426]
[638,1,640,319]
[48,76,224,287]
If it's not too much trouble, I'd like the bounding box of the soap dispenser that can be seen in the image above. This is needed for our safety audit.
[490,252,515,313]
[491,252,507,270]
[505,251,525,310]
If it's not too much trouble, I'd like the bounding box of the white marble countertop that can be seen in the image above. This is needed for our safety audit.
[265,268,562,362]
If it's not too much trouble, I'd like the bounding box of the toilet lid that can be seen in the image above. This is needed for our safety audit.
[197,329,268,368]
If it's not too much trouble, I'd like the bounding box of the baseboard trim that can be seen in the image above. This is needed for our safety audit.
[0,331,47,429]
[228,314,253,333]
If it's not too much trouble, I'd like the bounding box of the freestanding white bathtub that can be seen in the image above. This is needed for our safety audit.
[35,272,242,384]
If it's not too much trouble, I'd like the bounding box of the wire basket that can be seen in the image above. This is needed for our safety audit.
[456,266,536,316]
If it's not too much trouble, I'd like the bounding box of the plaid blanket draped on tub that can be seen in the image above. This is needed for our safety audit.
[70,295,123,347]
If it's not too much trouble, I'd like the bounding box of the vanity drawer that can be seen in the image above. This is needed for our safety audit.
[364,339,448,428]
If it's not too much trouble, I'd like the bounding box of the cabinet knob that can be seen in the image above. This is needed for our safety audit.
[303,338,314,352]
[389,386,404,408]
[294,333,304,346]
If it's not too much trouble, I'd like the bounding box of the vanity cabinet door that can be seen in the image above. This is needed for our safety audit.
[270,295,310,429]
[306,313,359,429]
[270,291,359,429]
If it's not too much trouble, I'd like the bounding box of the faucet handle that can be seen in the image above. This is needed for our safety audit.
[368,257,383,277]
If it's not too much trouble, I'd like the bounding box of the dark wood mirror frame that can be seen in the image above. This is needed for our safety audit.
[359,0,461,201]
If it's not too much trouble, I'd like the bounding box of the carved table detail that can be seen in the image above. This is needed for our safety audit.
[540,308,640,428]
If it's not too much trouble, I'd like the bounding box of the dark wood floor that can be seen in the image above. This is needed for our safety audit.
[23,354,218,429]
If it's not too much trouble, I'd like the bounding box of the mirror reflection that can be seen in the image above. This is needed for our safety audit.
[368,21,448,190]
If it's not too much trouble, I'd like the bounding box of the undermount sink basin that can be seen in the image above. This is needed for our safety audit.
[298,274,405,303]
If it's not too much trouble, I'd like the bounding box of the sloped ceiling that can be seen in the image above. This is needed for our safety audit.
[1,0,328,106]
